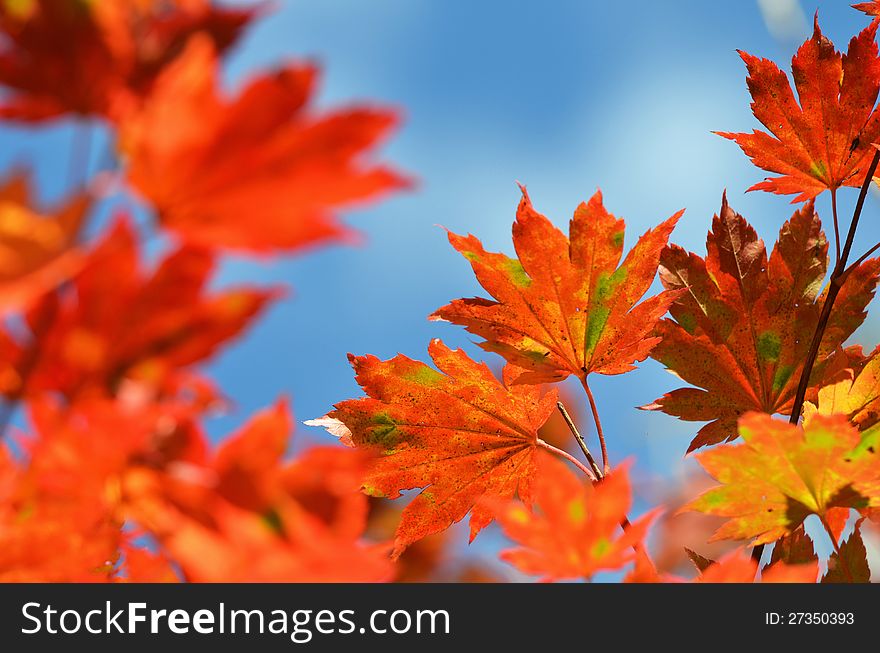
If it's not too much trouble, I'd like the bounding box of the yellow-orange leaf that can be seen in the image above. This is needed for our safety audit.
[687,412,880,545]
[0,173,88,312]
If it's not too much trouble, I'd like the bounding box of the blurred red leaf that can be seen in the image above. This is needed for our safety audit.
[118,35,410,254]
[0,172,89,313]
[0,0,257,121]
[3,217,280,400]
[491,455,657,582]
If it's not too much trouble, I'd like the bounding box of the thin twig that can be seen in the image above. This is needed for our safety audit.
[536,439,597,482]
[551,401,643,552]
[579,375,610,475]
[831,188,841,264]
[789,148,880,425]
[556,401,603,480]
[844,239,880,276]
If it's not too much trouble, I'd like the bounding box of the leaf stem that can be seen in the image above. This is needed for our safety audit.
[543,405,656,568]
[536,438,598,482]
[788,148,880,426]
[579,375,610,475]
[844,239,880,276]
[556,401,604,479]
[831,188,841,264]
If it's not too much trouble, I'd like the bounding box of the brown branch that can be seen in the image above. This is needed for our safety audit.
[752,147,880,568]
[556,401,603,480]
[831,188,841,264]
[789,148,880,426]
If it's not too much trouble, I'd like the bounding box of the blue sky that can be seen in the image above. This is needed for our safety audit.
[2,1,879,575]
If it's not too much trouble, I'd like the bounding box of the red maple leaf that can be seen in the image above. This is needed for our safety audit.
[644,194,880,451]
[1,217,280,401]
[118,36,411,254]
[308,338,560,557]
[718,18,880,202]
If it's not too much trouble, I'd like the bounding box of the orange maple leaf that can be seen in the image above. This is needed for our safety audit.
[142,498,393,583]
[491,455,657,582]
[644,194,880,451]
[0,398,160,582]
[431,187,681,385]
[308,338,560,557]
[0,0,257,121]
[626,547,819,583]
[1,217,280,401]
[118,35,410,254]
[0,172,89,313]
[686,413,880,546]
[697,550,818,583]
[718,18,880,202]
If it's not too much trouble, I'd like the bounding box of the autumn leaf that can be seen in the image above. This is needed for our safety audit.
[0,0,257,121]
[853,2,880,18]
[643,194,880,451]
[139,497,393,583]
[122,546,179,583]
[0,398,160,582]
[686,412,880,545]
[804,345,880,431]
[307,338,559,557]
[685,548,715,573]
[1,217,280,401]
[125,401,392,583]
[0,172,89,313]
[822,520,871,583]
[431,186,682,385]
[769,525,819,568]
[717,18,880,202]
[491,455,657,582]
[698,549,818,583]
[626,547,817,583]
[118,35,410,254]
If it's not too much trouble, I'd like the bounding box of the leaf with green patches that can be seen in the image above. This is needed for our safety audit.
[687,412,880,545]
[307,338,558,557]
[643,194,880,451]
[430,186,682,385]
